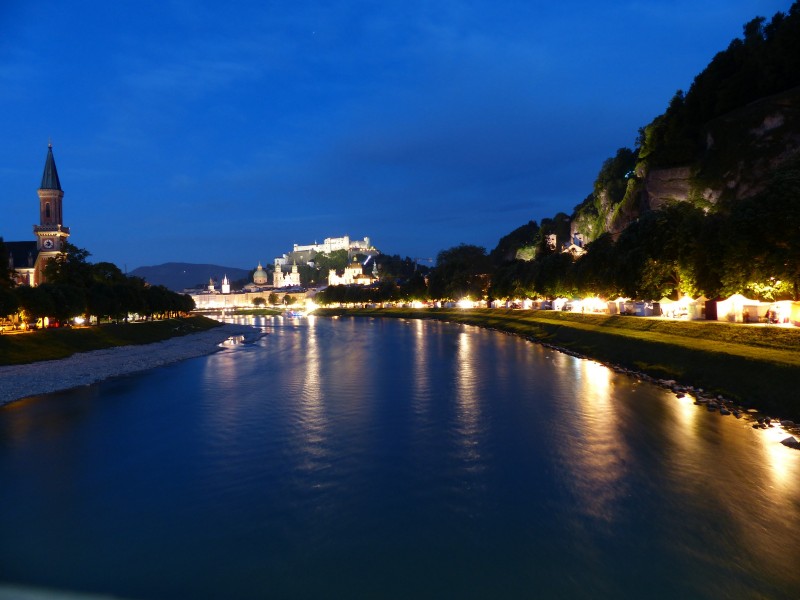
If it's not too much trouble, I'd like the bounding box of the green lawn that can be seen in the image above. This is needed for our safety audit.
[316,308,800,421]
[0,316,222,366]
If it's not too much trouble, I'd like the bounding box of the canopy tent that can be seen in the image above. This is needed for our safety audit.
[716,294,761,323]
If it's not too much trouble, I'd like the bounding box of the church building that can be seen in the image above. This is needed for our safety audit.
[274,260,301,288]
[6,144,70,286]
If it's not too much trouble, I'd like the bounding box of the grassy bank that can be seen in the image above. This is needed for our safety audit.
[316,308,800,421]
[0,316,222,366]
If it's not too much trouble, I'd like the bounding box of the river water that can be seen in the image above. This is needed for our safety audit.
[1,316,799,599]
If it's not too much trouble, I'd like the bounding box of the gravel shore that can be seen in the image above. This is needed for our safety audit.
[0,324,255,407]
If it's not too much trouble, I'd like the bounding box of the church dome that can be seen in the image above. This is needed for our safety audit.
[253,262,268,285]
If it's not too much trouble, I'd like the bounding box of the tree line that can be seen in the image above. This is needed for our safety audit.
[0,242,195,328]
[316,154,800,305]
[640,3,800,168]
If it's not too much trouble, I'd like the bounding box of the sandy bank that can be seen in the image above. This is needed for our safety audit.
[0,324,255,407]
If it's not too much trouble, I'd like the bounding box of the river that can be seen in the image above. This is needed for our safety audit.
[1,315,799,599]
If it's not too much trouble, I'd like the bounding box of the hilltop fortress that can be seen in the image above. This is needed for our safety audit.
[274,235,376,267]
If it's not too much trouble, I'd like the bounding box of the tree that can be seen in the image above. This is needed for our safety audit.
[489,221,539,266]
[490,260,535,300]
[721,158,800,299]
[594,148,638,205]
[268,292,280,305]
[253,297,266,307]
[690,212,726,299]
[87,283,122,322]
[313,250,349,278]
[534,253,576,299]
[42,242,93,286]
[0,238,13,289]
[92,261,127,283]
[374,254,425,280]
[427,244,491,300]
[611,202,704,299]
[15,285,54,328]
[0,286,18,321]
[573,233,619,298]
[399,272,428,300]
[37,283,86,326]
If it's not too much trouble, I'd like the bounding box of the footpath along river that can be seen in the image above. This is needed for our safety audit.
[1,315,799,599]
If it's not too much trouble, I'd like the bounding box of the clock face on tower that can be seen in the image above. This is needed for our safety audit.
[43,239,54,249]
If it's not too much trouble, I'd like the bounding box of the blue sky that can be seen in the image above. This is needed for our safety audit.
[0,0,791,270]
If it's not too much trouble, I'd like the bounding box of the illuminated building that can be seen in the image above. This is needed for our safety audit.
[6,144,70,286]
[328,257,377,286]
[253,262,268,285]
[292,235,373,256]
[274,234,377,267]
[274,260,301,288]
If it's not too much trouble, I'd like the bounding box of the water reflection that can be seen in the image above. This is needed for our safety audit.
[670,392,700,432]
[295,316,329,473]
[759,424,800,489]
[1,318,799,599]
[200,331,251,450]
[560,359,629,523]
[455,329,481,468]
[411,318,431,420]
[738,427,800,586]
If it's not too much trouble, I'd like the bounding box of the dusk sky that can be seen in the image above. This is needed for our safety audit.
[1,0,791,271]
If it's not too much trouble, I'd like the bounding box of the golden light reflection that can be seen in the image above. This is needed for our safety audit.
[297,317,327,464]
[670,392,699,432]
[560,358,629,523]
[412,319,431,415]
[757,424,800,489]
[456,331,477,403]
[580,360,612,402]
[692,417,800,584]
[653,389,704,477]
[455,330,481,465]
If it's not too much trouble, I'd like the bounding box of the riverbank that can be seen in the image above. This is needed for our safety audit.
[0,323,255,407]
[316,307,800,424]
[0,316,224,366]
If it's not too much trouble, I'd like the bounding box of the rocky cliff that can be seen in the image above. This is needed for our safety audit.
[641,85,800,213]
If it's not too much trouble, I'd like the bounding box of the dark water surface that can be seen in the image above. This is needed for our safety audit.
[1,316,799,599]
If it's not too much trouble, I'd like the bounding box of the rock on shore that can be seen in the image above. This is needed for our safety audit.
[0,324,254,407]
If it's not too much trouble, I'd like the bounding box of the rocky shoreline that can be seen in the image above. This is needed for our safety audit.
[448,318,800,450]
[0,323,256,407]
[536,337,800,450]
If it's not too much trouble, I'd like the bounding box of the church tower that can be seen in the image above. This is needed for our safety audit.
[286,261,301,287]
[33,143,70,284]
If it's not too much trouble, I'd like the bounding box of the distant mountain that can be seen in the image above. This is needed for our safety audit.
[130,262,252,292]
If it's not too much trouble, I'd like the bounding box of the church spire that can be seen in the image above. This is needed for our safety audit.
[40,142,62,191]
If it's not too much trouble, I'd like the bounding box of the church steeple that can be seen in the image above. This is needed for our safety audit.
[35,143,66,230]
[40,143,62,191]
[32,143,70,285]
